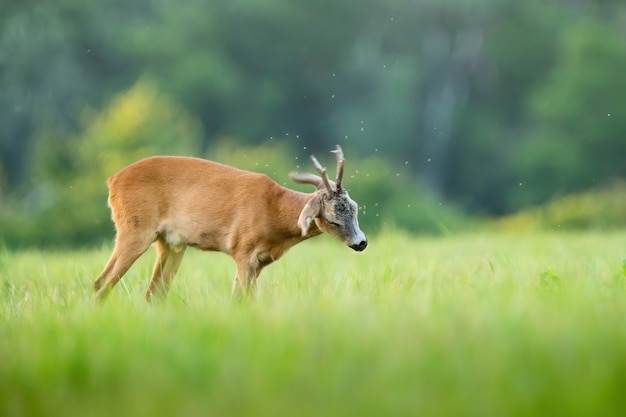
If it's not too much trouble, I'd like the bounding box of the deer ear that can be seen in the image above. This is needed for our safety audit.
[297,194,323,236]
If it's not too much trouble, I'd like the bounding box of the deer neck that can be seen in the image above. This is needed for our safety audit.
[278,188,322,239]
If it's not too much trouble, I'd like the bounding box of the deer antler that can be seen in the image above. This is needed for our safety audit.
[310,154,334,195]
[331,144,344,193]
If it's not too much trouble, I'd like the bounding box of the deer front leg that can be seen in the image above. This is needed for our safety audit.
[232,257,262,300]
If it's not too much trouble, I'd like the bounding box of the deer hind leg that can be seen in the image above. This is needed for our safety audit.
[145,238,186,302]
[93,228,156,301]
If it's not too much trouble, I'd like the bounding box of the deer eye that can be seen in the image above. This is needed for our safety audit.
[322,216,341,227]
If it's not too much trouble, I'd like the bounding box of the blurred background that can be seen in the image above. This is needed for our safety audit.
[0,0,624,247]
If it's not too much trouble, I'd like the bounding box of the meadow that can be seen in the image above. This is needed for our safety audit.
[1,230,626,417]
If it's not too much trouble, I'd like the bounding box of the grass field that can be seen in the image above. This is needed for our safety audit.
[1,230,626,417]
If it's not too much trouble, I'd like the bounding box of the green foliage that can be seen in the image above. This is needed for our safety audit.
[1,79,203,247]
[207,139,300,179]
[513,19,626,207]
[610,259,626,290]
[2,232,626,416]
[495,181,626,232]
[1,0,626,247]
[540,267,562,292]
[347,156,470,234]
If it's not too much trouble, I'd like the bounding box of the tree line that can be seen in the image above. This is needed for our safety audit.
[0,0,625,246]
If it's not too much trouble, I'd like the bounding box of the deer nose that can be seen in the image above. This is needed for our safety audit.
[350,240,368,252]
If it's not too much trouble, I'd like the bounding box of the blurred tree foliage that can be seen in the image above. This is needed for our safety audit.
[514,18,626,207]
[0,0,625,246]
[1,79,202,246]
[495,181,626,232]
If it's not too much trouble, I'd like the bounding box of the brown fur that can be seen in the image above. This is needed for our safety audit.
[93,154,366,302]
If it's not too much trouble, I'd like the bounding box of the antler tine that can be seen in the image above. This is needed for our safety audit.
[331,144,344,192]
[310,154,334,195]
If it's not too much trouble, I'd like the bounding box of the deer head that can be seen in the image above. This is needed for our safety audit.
[289,145,368,251]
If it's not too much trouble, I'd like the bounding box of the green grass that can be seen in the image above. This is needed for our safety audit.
[2,231,626,417]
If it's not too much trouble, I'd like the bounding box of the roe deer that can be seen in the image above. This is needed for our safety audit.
[93,145,367,301]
